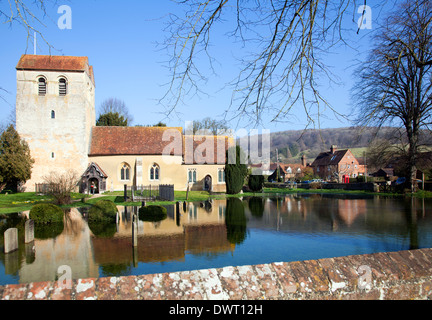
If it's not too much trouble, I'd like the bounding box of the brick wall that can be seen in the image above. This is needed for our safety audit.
[1,248,432,300]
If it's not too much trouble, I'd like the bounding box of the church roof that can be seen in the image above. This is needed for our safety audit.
[89,126,232,164]
[16,54,95,85]
[89,126,183,156]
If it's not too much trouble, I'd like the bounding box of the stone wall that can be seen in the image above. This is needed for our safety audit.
[1,248,432,300]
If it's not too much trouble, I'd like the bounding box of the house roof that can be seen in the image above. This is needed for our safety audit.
[280,163,305,173]
[311,149,350,167]
[16,54,95,85]
[89,126,231,163]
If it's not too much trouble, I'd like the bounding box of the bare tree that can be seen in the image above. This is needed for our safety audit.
[0,0,56,52]
[159,0,384,127]
[98,98,134,125]
[42,169,80,205]
[186,117,229,135]
[353,0,432,192]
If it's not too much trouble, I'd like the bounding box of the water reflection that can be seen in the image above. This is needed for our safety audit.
[1,195,432,285]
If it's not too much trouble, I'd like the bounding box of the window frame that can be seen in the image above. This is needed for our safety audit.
[188,168,197,183]
[59,77,67,96]
[38,77,47,96]
[149,163,160,181]
[120,163,131,181]
[218,168,226,183]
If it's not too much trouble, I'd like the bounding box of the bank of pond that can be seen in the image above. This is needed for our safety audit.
[1,194,432,286]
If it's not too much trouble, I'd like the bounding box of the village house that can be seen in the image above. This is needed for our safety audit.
[310,145,366,182]
[15,54,231,194]
[266,155,308,182]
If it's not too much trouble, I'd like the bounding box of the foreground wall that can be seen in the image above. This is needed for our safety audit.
[1,248,432,300]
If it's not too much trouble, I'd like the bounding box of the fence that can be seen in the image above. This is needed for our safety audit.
[35,183,60,195]
[159,184,175,201]
[124,184,174,202]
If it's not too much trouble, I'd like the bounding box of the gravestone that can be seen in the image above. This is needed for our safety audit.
[4,228,18,254]
[25,219,35,243]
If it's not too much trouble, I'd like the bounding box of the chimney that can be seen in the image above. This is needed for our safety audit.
[330,145,337,154]
[301,155,307,167]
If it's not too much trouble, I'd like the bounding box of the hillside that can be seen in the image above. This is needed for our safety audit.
[247,127,431,164]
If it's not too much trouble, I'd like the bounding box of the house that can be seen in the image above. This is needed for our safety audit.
[15,54,231,194]
[310,145,366,182]
[372,168,395,180]
[266,154,308,182]
[268,163,306,182]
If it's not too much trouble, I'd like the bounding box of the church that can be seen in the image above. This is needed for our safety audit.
[15,54,230,194]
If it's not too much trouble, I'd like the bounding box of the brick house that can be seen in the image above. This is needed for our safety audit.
[310,145,366,182]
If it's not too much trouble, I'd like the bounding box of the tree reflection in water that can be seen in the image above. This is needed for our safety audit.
[225,198,247,244]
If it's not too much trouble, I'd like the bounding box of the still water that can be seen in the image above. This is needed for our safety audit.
[1,194,432,285]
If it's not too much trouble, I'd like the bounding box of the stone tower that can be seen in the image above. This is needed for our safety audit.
[15,55,96,191]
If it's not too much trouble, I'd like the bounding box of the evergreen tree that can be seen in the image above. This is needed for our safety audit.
[225,145,248,194]
[0,125,34,192]
[96,112,128,126]
[248,174,264,192]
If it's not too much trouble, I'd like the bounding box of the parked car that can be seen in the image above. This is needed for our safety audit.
[394,177,406,185]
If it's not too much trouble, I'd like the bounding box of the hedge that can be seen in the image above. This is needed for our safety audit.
[29,203,64,224]
[88,199,118,222]
[138,205,167,222]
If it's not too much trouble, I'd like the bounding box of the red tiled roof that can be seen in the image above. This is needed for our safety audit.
[90,126,232,164]
[311,149,350,167]
[16,54,95,85]
[89,126,184,156]
[183,135,231,164]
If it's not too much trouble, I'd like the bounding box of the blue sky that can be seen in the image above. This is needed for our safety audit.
[0,0,383,133]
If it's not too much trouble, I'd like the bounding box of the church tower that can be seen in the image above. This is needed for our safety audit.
[15,55,96,191]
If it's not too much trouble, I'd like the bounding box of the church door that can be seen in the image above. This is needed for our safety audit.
[204,175,212,192]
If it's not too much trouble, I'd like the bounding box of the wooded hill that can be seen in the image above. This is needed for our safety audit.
[246,127,432,164]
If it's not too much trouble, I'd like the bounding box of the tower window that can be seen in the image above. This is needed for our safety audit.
[51,110,55,119]
[59,78,67,96]
[51,152,55,159]
[38,78,46,96]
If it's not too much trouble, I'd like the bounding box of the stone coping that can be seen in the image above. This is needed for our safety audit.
[1,248,432,300]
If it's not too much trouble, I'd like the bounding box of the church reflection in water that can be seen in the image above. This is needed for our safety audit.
[1,195,431,285]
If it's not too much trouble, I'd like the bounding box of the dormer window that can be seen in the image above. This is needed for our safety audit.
[59,78,67,96]
[38,77,46,96]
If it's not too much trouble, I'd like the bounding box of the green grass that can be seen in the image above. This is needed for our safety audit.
[1,187,430,216]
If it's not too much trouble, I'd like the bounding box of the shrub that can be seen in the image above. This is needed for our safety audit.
[225,146,248,195]
[138,205,167,222]
[88,200,118,222]
[42,170,80,205]
[248,174,264,192]
[309,182,322,190]
[29,203,64,224]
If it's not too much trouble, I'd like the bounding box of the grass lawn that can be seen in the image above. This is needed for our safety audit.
[1,187,431,216]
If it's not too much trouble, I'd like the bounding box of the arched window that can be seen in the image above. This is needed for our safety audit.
[38,77,46,96]
[120,163,130,181]
[150,163,160,181]
[188,169,197,183]
[59,78,67,96]
[51,110,56,119]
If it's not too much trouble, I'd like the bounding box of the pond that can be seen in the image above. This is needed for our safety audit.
[1,194,432,286]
